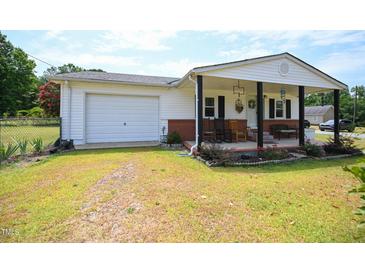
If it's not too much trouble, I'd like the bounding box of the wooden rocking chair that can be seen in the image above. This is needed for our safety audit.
[228,120,247,142]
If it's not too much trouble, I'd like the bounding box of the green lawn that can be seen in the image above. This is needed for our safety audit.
[315,133,365,149]
[0,126,59,153]
[0,147,364,242]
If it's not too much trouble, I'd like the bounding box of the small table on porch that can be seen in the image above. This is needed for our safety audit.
[277,129,298,140]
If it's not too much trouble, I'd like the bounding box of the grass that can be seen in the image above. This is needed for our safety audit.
[315,134,365,149]
[0,147,364,242]
[0,126,59,153]
[311,125,365,134]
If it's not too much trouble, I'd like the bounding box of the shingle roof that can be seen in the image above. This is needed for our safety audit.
[49,71,180,86]
[305,105,333,115]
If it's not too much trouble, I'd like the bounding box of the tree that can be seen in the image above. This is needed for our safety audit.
[305,87,365,125]
[38,82,60,117]
[0,32,38,116]
[39,64,105,84]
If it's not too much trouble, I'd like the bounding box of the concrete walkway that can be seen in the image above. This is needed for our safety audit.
[75,141,160,150]
[315,130,365,139]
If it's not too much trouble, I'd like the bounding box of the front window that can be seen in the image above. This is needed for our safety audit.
[276,100,283,118]
[205,97,215,117]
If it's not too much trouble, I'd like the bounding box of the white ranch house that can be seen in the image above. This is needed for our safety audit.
[50,52,347,152]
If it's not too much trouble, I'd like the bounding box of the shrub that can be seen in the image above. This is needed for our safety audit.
[324,136,361,155]
[166,131,182,144]
[0,142,19,162]
[200,143,231,165]
[258,147,289,160]
[303,142,325,157]
[345,162,365,229]
[31,138,44,153]
[14,139,28,155]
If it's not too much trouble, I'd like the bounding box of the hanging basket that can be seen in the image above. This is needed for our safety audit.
[235,98,244,113]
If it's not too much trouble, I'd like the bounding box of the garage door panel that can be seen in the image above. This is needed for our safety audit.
[86,94,159,143]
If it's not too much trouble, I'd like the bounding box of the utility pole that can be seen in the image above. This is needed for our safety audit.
[353,86,358,124]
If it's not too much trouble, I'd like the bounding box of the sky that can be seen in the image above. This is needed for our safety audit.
[3,30,365,88]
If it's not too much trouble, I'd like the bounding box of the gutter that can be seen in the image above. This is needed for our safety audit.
[48,76,174,88]
[188,74,198,156]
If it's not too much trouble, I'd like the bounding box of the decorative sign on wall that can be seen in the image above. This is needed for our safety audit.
[235,98,244,113]
[248,99,256,109]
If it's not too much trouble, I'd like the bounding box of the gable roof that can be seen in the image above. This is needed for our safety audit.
[182,52,347,89]
[305,105,333,115]
[50,71,179,87]
[49,52,347,89]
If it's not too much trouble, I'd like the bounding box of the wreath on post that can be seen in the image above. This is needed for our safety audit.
[248,99,256,109]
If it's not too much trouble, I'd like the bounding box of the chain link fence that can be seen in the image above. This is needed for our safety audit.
[0,118,61,155]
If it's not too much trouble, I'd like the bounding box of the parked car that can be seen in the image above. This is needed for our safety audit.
[319,119,355,132]
[304,119,310,128]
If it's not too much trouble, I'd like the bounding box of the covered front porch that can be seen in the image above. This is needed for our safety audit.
[183,54,346,152]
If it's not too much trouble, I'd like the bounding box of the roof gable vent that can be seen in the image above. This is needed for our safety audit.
[279,61,290,76]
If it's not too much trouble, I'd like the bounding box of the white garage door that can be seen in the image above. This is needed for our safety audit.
[86,94,159,143]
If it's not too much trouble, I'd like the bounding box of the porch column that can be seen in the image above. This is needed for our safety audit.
[334,89,340,144]
[257,82,264,148]
[298,86,305,146]
[197,75,203,150]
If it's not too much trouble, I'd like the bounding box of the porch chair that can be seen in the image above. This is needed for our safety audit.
[214,118,227,143]
[203,118,216,142]
[228,120,247,142]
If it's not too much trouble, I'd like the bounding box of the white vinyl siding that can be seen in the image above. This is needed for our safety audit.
[200,56,341,89]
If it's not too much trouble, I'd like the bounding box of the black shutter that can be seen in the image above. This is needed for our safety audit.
[218,96,225,118]
[269,98,275,119]
[286,99,291,119]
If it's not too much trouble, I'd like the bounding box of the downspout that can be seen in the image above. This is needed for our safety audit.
[188,74,198,155]
[65,80,72,141]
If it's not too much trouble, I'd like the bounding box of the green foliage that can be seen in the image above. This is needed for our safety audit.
[27,107,44,117]
[31,138,44,153]
[0,32,39,116]
[303,142,325,157]
[127,207,135,214]
[14,139,28,155]
[305,87,365,126]
[324,136,361,155]
[15,107,44,118]
[0,142,19,162]
[200,143,231,165]
[258,147,289,160]
[166,131,182,144]
[345,162,365,228]
[39,63,106,84]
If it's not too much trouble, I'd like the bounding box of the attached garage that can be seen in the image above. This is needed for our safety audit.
[85,94,159,143]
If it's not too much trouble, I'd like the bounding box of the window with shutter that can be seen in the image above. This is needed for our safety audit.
[286,99,291,119]
[269,98,275,119]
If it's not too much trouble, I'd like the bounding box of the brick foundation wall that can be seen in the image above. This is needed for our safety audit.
[168,119,247,141]
[168,120,195,141]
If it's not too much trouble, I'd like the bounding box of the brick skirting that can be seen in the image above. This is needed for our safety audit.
[168,119,248,141]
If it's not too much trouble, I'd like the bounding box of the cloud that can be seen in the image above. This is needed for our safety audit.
[95,30,177,52]
[316,45,365,74]
[216,30,365,54]
[219,41,272,60]
[141,59,210,77]
[44,30,68,41]
[37,49,141,69]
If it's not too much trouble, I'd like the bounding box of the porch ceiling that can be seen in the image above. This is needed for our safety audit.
[180,75,333,94]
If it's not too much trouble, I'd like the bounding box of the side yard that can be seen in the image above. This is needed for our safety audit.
[0,147,364,242]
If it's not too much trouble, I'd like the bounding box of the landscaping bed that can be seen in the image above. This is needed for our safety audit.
[198,136,363,167]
